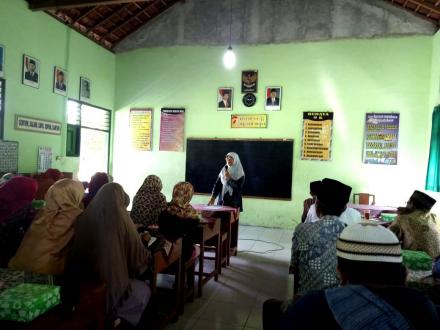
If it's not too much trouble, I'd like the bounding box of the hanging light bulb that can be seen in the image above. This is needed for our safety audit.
[223,46,236,69]
[223,0,236,69]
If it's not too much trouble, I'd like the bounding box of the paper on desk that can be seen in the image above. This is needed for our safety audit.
[203,205,223,210]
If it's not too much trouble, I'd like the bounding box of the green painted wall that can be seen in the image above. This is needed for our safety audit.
[0,0,115,174]
[430,31,440,110]
[113,37,433,228]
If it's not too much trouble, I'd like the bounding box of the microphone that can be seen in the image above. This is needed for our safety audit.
[224,165,228,171]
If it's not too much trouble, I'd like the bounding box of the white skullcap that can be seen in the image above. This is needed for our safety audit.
[336,221,402,263]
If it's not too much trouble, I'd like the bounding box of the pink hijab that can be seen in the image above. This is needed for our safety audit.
[0,176,38,223]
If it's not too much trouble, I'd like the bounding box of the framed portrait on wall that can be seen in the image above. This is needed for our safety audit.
[265,86,281,111]
[22,54,40,88]
[217,87,233,111]
[241,70,258,93]
[79,76,91,102]
[0,45,4,78]
[53,66,68,96]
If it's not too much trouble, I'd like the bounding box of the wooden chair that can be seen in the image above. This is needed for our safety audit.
[150,238,182,330]
[179,245,200,314]
[352,193,375,205]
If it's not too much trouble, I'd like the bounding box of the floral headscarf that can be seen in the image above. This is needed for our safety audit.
[131,175,167,227]
[167,182,198,219]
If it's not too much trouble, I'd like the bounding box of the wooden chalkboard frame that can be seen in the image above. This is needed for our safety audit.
[186,137,294,201]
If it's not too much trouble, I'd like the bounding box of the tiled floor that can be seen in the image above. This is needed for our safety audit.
[165,225,293,330]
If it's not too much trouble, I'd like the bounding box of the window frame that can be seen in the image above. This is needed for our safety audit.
[67,98,112,173]
[0,78,5,140]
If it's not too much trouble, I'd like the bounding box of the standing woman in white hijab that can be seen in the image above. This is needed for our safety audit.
[208,152,245,211]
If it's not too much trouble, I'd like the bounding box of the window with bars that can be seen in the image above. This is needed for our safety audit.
[66,100,111,181]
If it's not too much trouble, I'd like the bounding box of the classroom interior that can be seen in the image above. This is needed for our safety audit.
[2,0,440,329]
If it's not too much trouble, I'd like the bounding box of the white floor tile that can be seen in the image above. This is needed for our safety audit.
[166,225,292,329]
[198,300,253,326]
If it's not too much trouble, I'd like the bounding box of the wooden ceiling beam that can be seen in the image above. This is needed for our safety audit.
[110,0,181,47]
[28,0,149,11]
[73,6,96,24]
[98,4,151,41]
[406,0,440,15]
[87,4,129,33]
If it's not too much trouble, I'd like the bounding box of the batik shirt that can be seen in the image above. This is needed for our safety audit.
[290,215,346,295]
[389,210,440,259]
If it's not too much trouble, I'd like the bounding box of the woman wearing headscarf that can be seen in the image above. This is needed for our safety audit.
[34,168,64,200]
[159,182,199,261]
[9,179,84,275]
[208,152,245,211]
[82,172,110,207]
[131,175,167,227]
[0,176,38,267]
[67,183,150,327]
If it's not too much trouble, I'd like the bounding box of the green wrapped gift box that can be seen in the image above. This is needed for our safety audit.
[402,250,433,271]
[0,283,60,322]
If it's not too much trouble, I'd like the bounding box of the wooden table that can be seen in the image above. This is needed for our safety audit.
[192,204,239,265]
[347,203,398,218]
[195,217,221,297]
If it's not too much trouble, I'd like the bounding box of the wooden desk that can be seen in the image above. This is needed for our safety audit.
[195,217,221,298]
[192,204,239,264]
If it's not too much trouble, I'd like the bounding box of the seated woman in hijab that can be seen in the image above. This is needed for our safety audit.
[9,179,84,275]
[0,176,38,267]
[66,183,150,328]
[82,172,111,208]
[159,182,200,261]
[34,168,64,200]
[131,175,167,228]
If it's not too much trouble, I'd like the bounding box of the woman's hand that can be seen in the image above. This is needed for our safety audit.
[224,170,231,180]
[208,196,215,206]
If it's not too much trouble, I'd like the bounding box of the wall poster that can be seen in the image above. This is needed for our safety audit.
[130,108,153,151]
[363,113,399,165]
[159,108,185,151]
[0,141,18,173]
[38,146,53,173]
[301,112,333,161]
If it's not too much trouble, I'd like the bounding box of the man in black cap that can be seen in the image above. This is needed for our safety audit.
[289,178,351,295]
[300,180,321,223]
[389,190,440,277]
[265,222,440,329]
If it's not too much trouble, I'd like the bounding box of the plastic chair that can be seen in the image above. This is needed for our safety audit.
[352,193,375,205]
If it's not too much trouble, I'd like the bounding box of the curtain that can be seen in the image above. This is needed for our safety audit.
[426,105,440,192]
